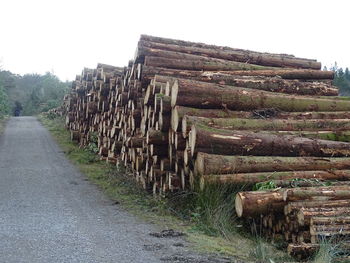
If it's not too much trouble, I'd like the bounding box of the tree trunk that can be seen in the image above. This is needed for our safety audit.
[171,78,350,111]
[146,129,168,145]
[145,56,275,71]
[297,207,350,226]
[311,216,350,225]
[140,66,334,88]
[183,115,350,132]
[194,74,337,96]
[70,131,80,142]
[235,190,286,217]
[190,124,350,157]
[287,243,319,258]
[200,170,350,186]
[139,35,321,69]
[194,152,350,175]
[285,200,350,215]
[171,106,251,132]
[283,185,350,202]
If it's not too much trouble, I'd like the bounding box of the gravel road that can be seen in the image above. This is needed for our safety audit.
[0,117,232,263]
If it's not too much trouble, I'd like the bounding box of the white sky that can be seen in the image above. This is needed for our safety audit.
[0,0,349,81]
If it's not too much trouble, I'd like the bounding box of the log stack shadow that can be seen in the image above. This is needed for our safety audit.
[64,35,350,260]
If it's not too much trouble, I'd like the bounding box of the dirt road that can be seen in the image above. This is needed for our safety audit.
[0,117,230,263]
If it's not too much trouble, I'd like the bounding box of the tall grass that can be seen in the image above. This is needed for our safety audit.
[166,183,245,240]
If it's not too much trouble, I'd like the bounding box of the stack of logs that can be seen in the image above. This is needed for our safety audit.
[65,35,350,260]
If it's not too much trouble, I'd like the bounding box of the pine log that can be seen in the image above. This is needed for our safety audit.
[146,129,168,145]
[311,216,350,226]
[171,106,251,132]
[285,200,350,215]
[139,35,321,69]
[140,66,334,87]
[70,131,80,142]
[194,153,350,175]
[200,170,350,187]
[297,207,350,226]
[287,243,319,258]
[190,124,350,157]
[262,130,350,142]
[145,56,274,71]
[235,189,286,217]
[183,115,350,132]
[137,39,321,69]
[283,186,350,202]
[267,179,350,188]
[171,78,350,111]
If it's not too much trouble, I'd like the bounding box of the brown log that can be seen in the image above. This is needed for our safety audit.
[145,56,275,71]
[235,189,286,217]
[171,78,350,111]
[140,66,334,87]
[146,129,168,145]
[139,45,324,75]
[183,115,350,133]
[287,243,319,258]
[267,179,350,188]
[283,186,350,202]
[194,153,350,175]
[200,170,350,187]
[70,131,80,142]
[311,216,350,226]
[171,106,251,132]
[192,74,338,96]
[297,207,350,226]
[190,124,350,157]
[139,35,321,69]
[285,200,350,215]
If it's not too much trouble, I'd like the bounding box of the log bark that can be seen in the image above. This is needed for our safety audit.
[235,189,286,217]
[145,56,275,71]
[283,185,350,202]
[171,106,251,132]
[137,39,321,69]
[193,74,337,96]
[287,243,319,258]
[171,78,350,112]
[200,170,350,187]
[70,131,80,142]
[194,153,350,175]
[140,66,334,87]
[297,207,350,226]
[190,124,350,157]
[183,115,350,132]
[285,200,350,215]
[139,35,321,69]
[261,130,350,142]
[146,129,168,146]
[311,216,350,226]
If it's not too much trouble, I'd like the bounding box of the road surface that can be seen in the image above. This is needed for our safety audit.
[0,117,229,263]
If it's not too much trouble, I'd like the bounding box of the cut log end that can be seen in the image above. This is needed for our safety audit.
[170,80,179,107]
[235,193,244,218]
[190,125,197,157]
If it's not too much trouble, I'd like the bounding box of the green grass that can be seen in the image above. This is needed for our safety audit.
[39,114,294,262]
[0,115,8,135]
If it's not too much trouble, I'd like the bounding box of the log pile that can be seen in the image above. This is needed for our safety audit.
[64,35,350,260]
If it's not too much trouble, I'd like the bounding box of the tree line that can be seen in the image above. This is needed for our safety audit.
[330,63,350,96]
[1,64,350,117]
[0,69,70,117]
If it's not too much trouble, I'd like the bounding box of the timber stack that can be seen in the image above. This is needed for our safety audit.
[64,35,350,260]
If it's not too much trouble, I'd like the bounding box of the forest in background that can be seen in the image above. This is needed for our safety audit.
[0,68,70,117]
[1,64,350,117]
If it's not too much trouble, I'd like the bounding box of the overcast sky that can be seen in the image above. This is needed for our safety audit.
[0,0,349,81]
